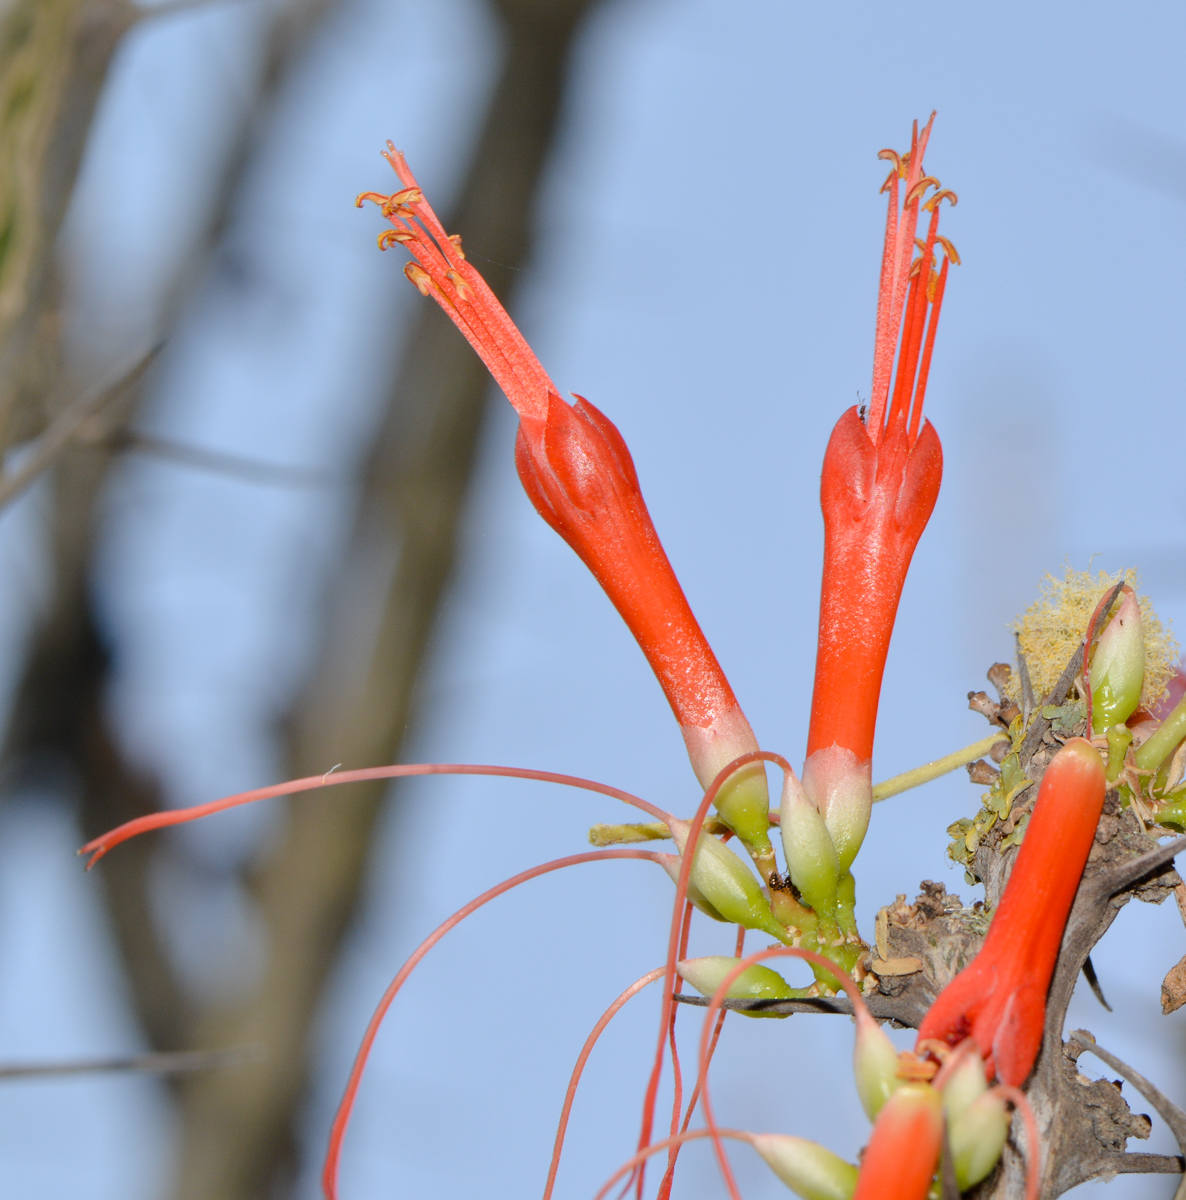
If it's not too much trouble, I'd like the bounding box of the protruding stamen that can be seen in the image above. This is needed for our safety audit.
[404,262,433,296]
[926,188,958,211]
[877,147,904,173]
[935,235,960,265]
[448,233,465,259]
[903,175,939,207]
[446,269,473,302]
[377,228,415,251]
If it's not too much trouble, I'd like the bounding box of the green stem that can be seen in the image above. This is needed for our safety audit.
[871,732,1010,803]
[1134,693,1186,773]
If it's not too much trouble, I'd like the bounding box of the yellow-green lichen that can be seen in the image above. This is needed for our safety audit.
[1008,567,1178,713]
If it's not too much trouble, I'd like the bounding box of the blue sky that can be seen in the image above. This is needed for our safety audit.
[0,0,1184,1196]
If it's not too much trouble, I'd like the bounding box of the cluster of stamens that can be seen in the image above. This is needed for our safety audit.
[355,143,553,423]
[867,119,960,447]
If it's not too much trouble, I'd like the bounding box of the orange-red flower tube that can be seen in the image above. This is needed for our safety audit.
[851,1082,944,1200]
[807,115,953,770]
[916,738,1107,1085]
[357,146,772,865]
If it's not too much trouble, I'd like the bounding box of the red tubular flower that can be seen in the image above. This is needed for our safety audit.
[916,738,1106,1085]
[807,115,954,771]
[357,146,772,865]
[801,118,955,871]
[851,1082,944,1200]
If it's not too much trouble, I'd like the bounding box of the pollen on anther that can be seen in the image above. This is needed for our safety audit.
[446,269,473,302]
[448,233,465,260]
[904,175,939,207]
[377,229,413,251]
[877,147,904,174]
[935,236,961,265]
[389,186,423,208]
[404,262,433,297]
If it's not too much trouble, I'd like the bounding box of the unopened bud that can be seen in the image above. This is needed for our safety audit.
[852,1011,901,1120]
[668,818,788,940]
[1090,588,1145,733]
[948,1089,1009,1190]
[686,719,773,867]
[802,746,872,874]
[780,770,840,917]
[656,853,727,922]
[939,1045,989,1125]
[677,956,794,1017]
[750,1133,858,1200]
[851,1084,943,1200]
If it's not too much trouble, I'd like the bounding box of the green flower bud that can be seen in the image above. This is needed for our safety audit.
[949,1089,1009,1190]
[656,853,727,922]
[676,956,795,1017]
[852,1008,901,1120]
[1090,588,1145,733]
[780,771,840,918]
[939,1046,989,1125]
[667,818,788,941]
[714,761,775,863]
[750,1134,857,1200]
[802,746,871,874]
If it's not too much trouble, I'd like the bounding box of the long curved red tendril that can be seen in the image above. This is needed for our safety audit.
[632,750,793,1200]
[79,762,670,867]
[993,1084,1041,1200]
[657,924,745,1200]
[321,848,667,1200]
[595,1129,756,1200]
[541,965,666,1200]
[695,946,869,1200]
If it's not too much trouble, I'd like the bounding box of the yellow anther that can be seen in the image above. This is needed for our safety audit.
[389,187,423,208]
[925,188,958,212]
[377,228,415,251]
[448,233,465,260]
[909,257,924,279]
[904,175,940,207]
[894,1050,939,1082]
[877,147,904,175]
[355,190,388,209]
[935,235,961,265]
[926,270,940,302]
[445,269,473,302]
[404,262,433,297]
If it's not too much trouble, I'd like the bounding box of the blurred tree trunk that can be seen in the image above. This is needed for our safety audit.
[170,1,600,1195]
[0,0,345,1149]
[0,0,134,450]
[2,0,599,1196]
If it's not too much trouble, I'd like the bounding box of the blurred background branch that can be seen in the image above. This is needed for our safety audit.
[0,0,598,1195]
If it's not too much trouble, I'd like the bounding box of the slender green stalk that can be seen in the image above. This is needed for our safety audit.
[1134,694,1186,773]
[871,732,1010,802]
